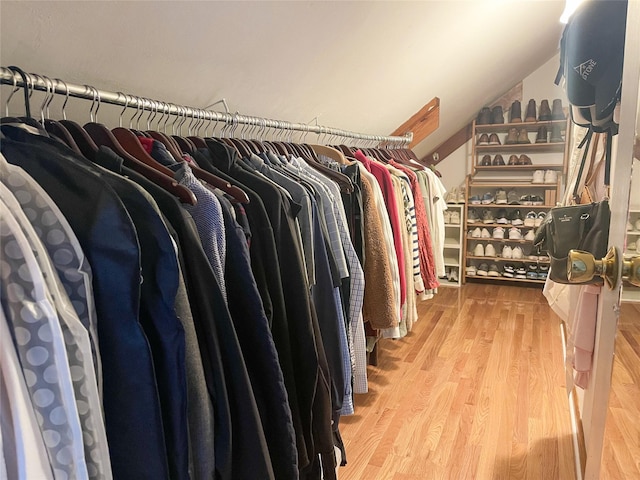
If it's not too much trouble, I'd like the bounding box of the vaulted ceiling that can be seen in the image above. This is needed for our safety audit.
[0,1,566,158]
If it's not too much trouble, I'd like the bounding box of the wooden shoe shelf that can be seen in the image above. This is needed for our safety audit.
[462,117,571,285]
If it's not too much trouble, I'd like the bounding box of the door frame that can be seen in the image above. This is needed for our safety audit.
[577,2,640,479]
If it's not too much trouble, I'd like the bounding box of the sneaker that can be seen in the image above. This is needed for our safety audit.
[444,210,451,224]
[627,220,634,231]
[526,269,538,280]
[481,228,491,238]
[502,245,513,259]
[544,170,558,184]
[520,195,533,206]
[636,238,640,252]
[503,264,515,277]
[450,211,461,224]
[524,229,536,241]
[488,133,501,145]
[485,243,496,257]
[456,190,466,204]
[538,264,549,280]
[473,243,485,256]
[493,227,505,239]
[477,133,489,145]
[507,190,520,205]
[509,227,523,240]
[635,219,640,231]
[477,263,489,276]
[469,195,482,205]
[466,265,477,276]
[450,268,459,282]
[510,210,524,226]
[495,209,509,224]
[524,211,537,226]
[481,192,495,204]
[492,154,505,166]
[467,209,479,223]
[480,154,492,166]
[488,264,501,277]
[471,227,482,238]
[535,211,547,227]
[446,189,457,203]
[515,265,527,279]
[531,195,544,206]
[495,189,508,204]
[532,170,545,183]
[482,210,495,224]
[512,246,524,259]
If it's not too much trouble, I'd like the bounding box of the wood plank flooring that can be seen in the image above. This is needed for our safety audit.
[338,284,639,479]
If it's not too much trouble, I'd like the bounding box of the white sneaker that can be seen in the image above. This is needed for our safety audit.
[471,227,482,238]
[466,265,477,276]
[450,211,461,224]
[629,220,635,231]
[485,243,496,257]
[524,229,535,241]
[456,190,466,204]
[532,170,545,183]
[544,170,558,184]
[493,227,505,239]
[444,210,451,224]
[474,243,485,256]
[512,246,524,259]
[481,228,491,238]
[502,245,513,258]
[524,211,537,227]
[508,227,523,240]
[450,269,459,282]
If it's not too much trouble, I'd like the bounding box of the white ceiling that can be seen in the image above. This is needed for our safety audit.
[0,1,566,157]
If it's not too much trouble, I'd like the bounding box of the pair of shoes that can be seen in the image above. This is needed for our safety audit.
[534,211,546,227]
[524,211,537,226]
[538,99,565,121]
[477,106,505,125]
[444,267,459,282]
[469,227,489,238]
[477,133,501,145]
[509,227,523,239]
[480,154,505,166]
[495,189,508,204]
[520,195,544,206]
[535,126,548,143]
[487,263,501,277]
[493,226,505,238]
[495,209,509,224]
[466,264,477,276]
[482,210,495,223]
[503,264,515,277]
[538,264,549,280]
[509,153,532,165]
[515,265,527,279]
[446,187,466,203]
[444,210,461,224]
[477,263,489,276]
[505,128,530,144]
[467,208,480,223]
[474,243,496,257]
[532,169,558,184]
[510,211,524,226]
[502,246,523,259]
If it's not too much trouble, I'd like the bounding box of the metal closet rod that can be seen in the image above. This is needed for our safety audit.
[0,66,413,147]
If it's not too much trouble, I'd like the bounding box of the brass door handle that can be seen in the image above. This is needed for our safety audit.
[567,247,640,289]
[567,247,619,289]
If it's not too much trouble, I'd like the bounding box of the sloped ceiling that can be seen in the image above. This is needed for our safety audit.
[0,1,566,158]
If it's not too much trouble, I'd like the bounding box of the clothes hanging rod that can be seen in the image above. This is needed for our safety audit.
[0,66,412,146]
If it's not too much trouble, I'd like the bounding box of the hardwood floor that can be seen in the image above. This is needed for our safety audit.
[601,301,640,480]
[337,284,638,479]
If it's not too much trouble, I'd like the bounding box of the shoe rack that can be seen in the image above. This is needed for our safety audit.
[441,202,464,287]
[622,209,640,303]
[461,104,570,286]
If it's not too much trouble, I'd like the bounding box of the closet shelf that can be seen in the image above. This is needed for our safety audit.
[467,204,553,209]
[474,119,567,134]
[469,182,555,188]
[466,238,536,244]
[475,143,565,153]
[474,164,564,171]
[465,274,546,284]
[467,255,549,264]
[467,222,538,228]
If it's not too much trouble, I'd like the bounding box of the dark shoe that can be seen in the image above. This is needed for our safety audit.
[477,107,492,125]
[550,125,563,143]
[538,99,552,121]
[492,154,505,166]
[517,128,531,144]
[524,99,537,122]
[535,126,548,143]
[508,154,519,165]
[509,100,522,123]
[505,128,518,145]
[488,133,501,145]
[551,99,565,120]
[480,154,492,166]
[477,133,489,145]
[491,106,504,124]
[518,154,532,165]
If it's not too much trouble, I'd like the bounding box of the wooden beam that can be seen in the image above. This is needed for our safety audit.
[391,97,440,148]
[420,123,473,166]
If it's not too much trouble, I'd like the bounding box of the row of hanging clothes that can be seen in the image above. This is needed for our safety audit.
[0,67,446,480]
